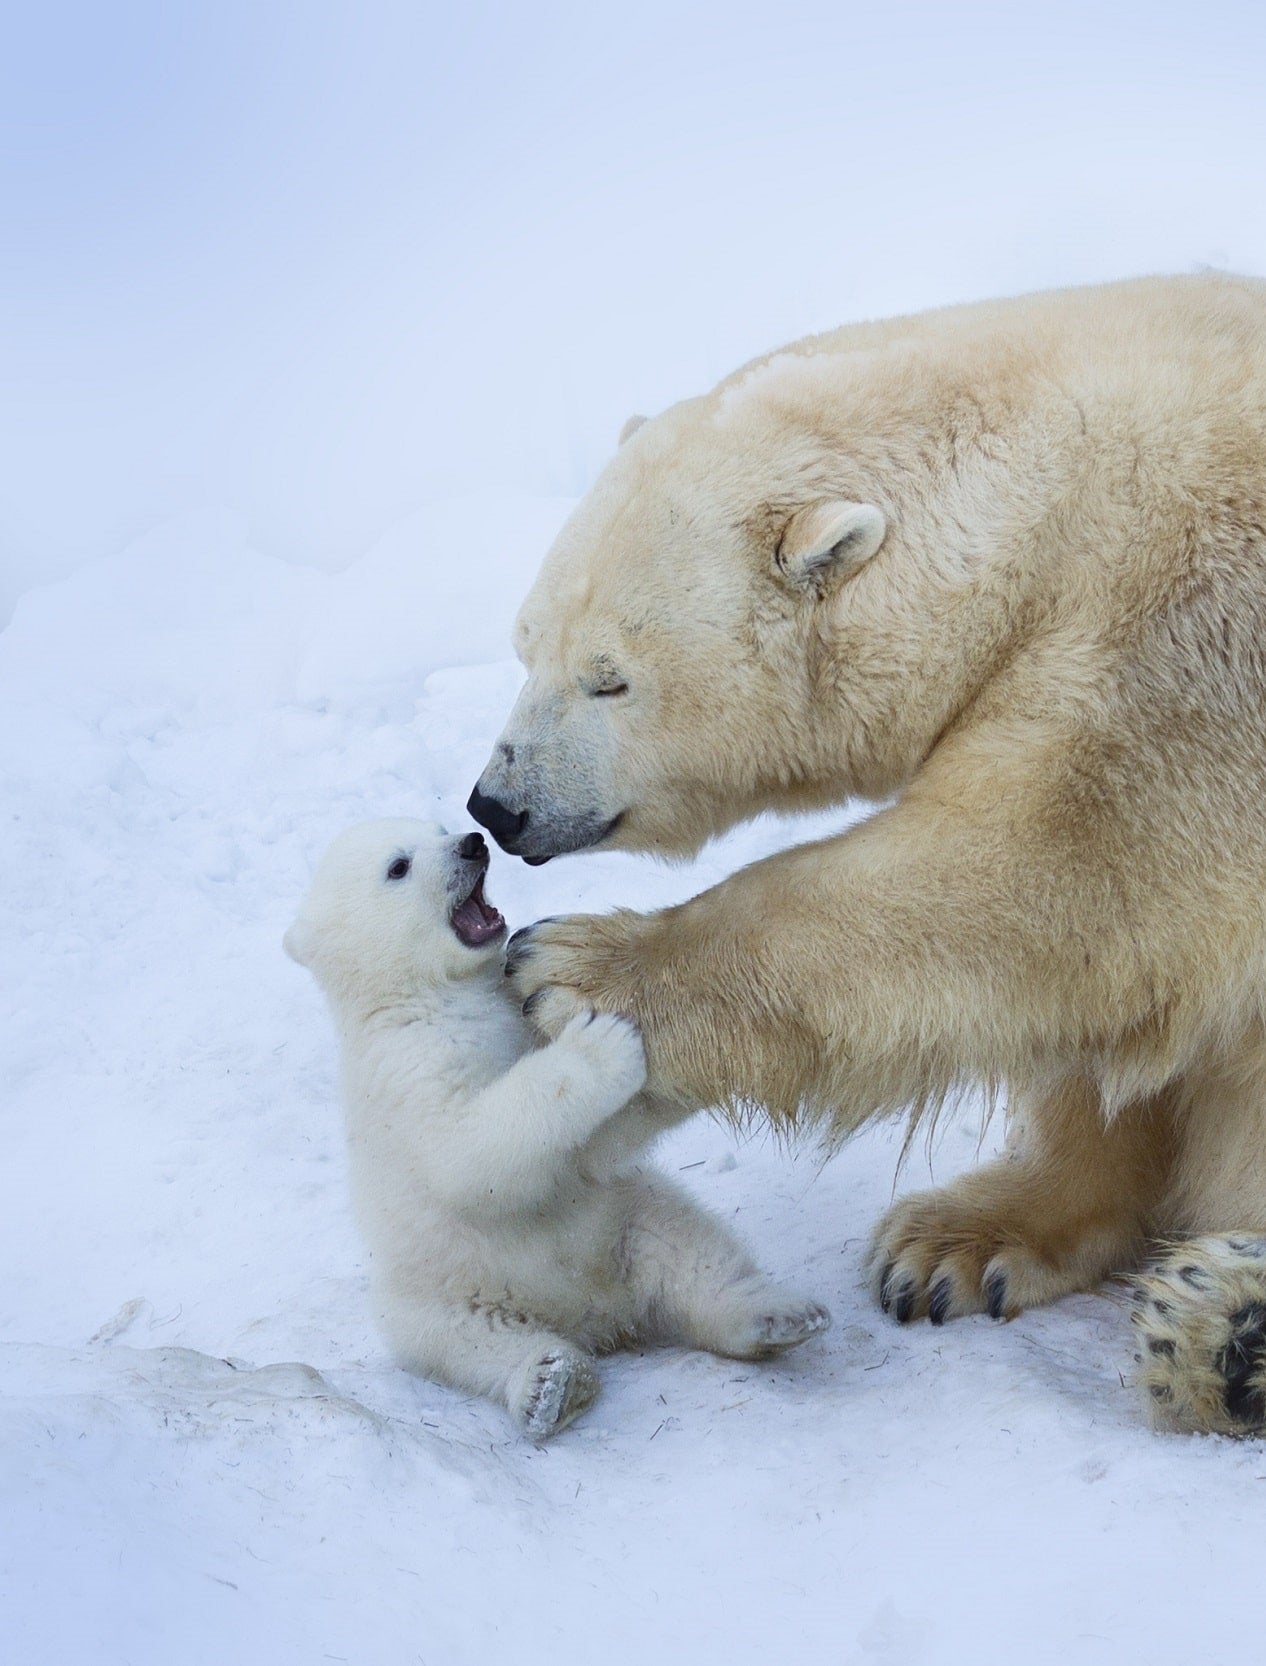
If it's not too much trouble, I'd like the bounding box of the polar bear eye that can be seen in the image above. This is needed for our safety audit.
[385,856,412,882]
[592,681,628,698]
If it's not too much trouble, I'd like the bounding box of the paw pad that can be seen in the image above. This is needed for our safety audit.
[520,1351,599,1440]
[1132,1237,1266,1436]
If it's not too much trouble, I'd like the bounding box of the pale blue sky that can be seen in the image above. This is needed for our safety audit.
[4,0,1265,612]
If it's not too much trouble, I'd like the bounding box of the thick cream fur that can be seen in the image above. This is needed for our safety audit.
[286,819,830,1437]
[487,274,1266,1434]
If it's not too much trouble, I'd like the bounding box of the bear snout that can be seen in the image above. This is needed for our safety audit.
[467,786,529,851]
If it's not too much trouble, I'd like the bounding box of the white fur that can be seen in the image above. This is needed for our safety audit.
[285,819,830,1437]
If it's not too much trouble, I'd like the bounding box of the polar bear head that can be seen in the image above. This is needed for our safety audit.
[284,818,506,1004]
[468,372,916,864]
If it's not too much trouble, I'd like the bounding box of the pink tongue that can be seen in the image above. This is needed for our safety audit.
[451,892,505,947]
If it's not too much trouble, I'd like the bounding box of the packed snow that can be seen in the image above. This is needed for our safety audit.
[3,500,1265,1666]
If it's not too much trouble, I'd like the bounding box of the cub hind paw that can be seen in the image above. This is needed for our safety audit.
[723,1298,832,1360]
[1132,1235,1266,1436]
[516,1349,600,1440]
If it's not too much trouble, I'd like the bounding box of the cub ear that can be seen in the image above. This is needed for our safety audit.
[283,918,318,968]
[775,500,887,588]
[618,413,649,446]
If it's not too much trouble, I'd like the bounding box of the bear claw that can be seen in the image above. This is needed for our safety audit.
[984,1269,1008,1320]
[504,926,537,976]
[877,1262,896,1314]
[928,1278,953,1327]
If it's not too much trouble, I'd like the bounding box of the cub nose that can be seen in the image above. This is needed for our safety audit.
[457,831,488,862]
[466,787,528,849]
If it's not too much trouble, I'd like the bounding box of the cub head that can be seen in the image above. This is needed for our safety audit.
[284,818,506,1003]
[468,386,892,863]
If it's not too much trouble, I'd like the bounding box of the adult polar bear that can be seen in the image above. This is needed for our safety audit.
[469,273,1266,1436]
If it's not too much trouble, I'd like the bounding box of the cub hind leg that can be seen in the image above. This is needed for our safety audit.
[381,1289,599,1439]
[619,1178,831,1360]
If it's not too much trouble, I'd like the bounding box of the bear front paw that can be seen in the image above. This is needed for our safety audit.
[508,912,651,1035]
[506,915,604,1036]
[504,914,589,988]
[867,1187,1085,1324]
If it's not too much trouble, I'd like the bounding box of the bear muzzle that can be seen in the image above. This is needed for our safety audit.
[466,783,623,864]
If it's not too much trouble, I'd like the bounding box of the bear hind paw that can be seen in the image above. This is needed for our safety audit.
[1132,1235,1266,1436]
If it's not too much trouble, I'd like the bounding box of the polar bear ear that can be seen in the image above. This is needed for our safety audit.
[283,918,318,968]
[776,500,887,589]
[618,413,649,446]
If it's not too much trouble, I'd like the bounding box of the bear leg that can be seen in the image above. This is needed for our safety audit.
[868,1075,1174,1323]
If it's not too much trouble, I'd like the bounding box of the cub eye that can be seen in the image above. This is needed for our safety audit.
[592,682,628,698]
[385,856,412,881]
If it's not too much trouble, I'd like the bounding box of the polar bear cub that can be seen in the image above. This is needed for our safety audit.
[284,818,830,1437]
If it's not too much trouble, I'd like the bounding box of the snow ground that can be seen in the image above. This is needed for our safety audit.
[3,499,1264,1666]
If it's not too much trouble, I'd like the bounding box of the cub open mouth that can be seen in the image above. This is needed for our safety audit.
[450,871,506,948]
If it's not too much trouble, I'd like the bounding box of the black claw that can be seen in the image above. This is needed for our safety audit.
[505,917,565,978]
[892,1280,917,1325]
[928,1279,952,1327]
[1147,1336,1176,1358]
[985,1270,1008,1321]
[878,1262,896,1314]
[521,989,545,1019]
[504,926,536,976]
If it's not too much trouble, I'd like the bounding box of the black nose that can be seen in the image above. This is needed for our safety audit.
[467,787,528,849]
[458,831,487,862]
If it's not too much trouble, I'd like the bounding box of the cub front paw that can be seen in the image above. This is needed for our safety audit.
[559,1011,648,1102]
